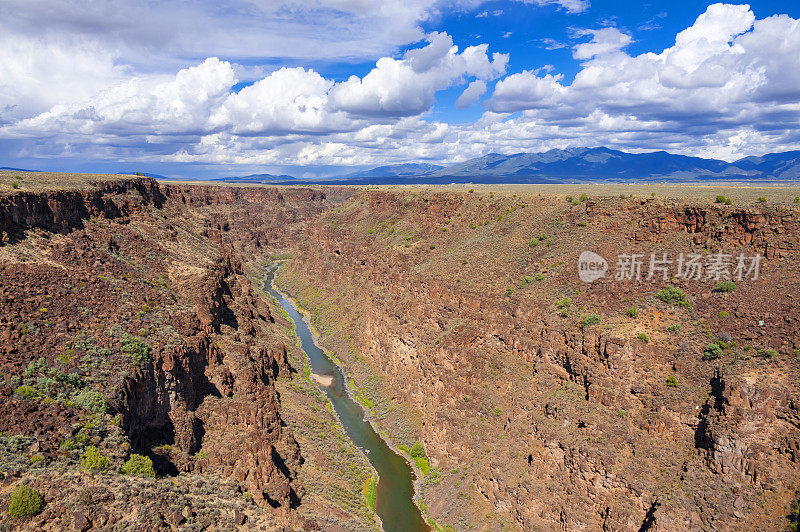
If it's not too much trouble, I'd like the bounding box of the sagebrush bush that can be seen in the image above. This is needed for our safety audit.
[703,343,723,360]
[713,281,736,293]
[8,484,43,518]
[656,286,690,307]
[625,307,638,318]
[81,446,109,472]
[74,389,108,414]
[121,454,156,477]
[580,314,601,327]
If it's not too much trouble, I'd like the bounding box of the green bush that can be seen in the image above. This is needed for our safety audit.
[703,343,723,360]
[534,273,545,281]
[757,197,766,203]
[556,297,572,309]
[81,446,109,472]
[8,485,43,518]
[637,333,649,343]
[666,324,681,333]
[794,197,799,204]
[74,390,108,414]
[625,307,638,318]
[538,233,547,241]
[121,454,156,477]
[718,311,729,318]
[11,181,20,190]
[579,193,588,202]
[122,335,150,363]
[656,285,690,307]
[528,238,538,247]
[520,275,534,287]
[666,375,679,387]
[566,195,573,202]
[759,348,777,358]
[14,385,39,399]
[580,314,601,327]
[713,281,736,292]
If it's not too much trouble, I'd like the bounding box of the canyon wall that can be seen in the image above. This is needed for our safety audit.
[280,188,800,531]
[0,174,372,530]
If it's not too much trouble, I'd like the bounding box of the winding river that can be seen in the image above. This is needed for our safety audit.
[264,264,429,532]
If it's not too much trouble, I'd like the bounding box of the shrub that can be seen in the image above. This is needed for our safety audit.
[538,233,547,241]
[429,244,435,249]
[122,335,150,363]
[703,343,723,360]
[74,390,108,414]
[11,181,20,190]
[121,454,156,477]
[556,297,572,309]
[759,348,777,358]
[580,314,601,327]
[579,193,588,202]
[718,311,729,318]
[534,273,545,281]
[715,195,726,203]
[757,197,766,203]
[656,285,690,307]
[794,197,799,204]
[713,281,736,292]
[81,446,109,472]
[666,375,679,387]
[666,324,681,333]
[566,195,573,202]
[14,385,39,399]
[637,333,649,343]
[8,485,44,518]
[505,287,513,297]
[625,307,638,318]
[520,275,534,287]
[528,238,538,247]
[468,189,474,193]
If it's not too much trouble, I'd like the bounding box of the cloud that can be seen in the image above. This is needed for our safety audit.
[2,32,508,159]
[456,80,488,108]
[328,32,507,117]
[2,3,799,169]
[483,3,800,159]
[571,27,633,60]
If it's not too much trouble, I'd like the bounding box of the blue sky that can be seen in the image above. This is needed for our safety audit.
[1,1,799,178]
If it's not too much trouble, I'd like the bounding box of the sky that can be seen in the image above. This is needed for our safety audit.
[1,1,799,178]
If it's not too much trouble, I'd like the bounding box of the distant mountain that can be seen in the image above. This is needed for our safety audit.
[0,166,38,172]
[423,147,756,183]
[217,173,296,184]
[730,151,800,180]
[195,147,800,185]
[339,163,444,179]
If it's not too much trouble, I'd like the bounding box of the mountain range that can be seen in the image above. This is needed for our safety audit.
[218,147,800,185]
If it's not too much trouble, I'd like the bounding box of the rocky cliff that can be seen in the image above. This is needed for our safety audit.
[279,188,800,531]
[0,173,368,530]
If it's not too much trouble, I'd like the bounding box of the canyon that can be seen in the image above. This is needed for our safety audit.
[1,171,799,531]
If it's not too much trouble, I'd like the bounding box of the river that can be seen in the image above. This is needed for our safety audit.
[264,264,429,532]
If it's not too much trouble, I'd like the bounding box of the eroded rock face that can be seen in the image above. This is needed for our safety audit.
[282,189,800,531]
[0,175,344,528]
